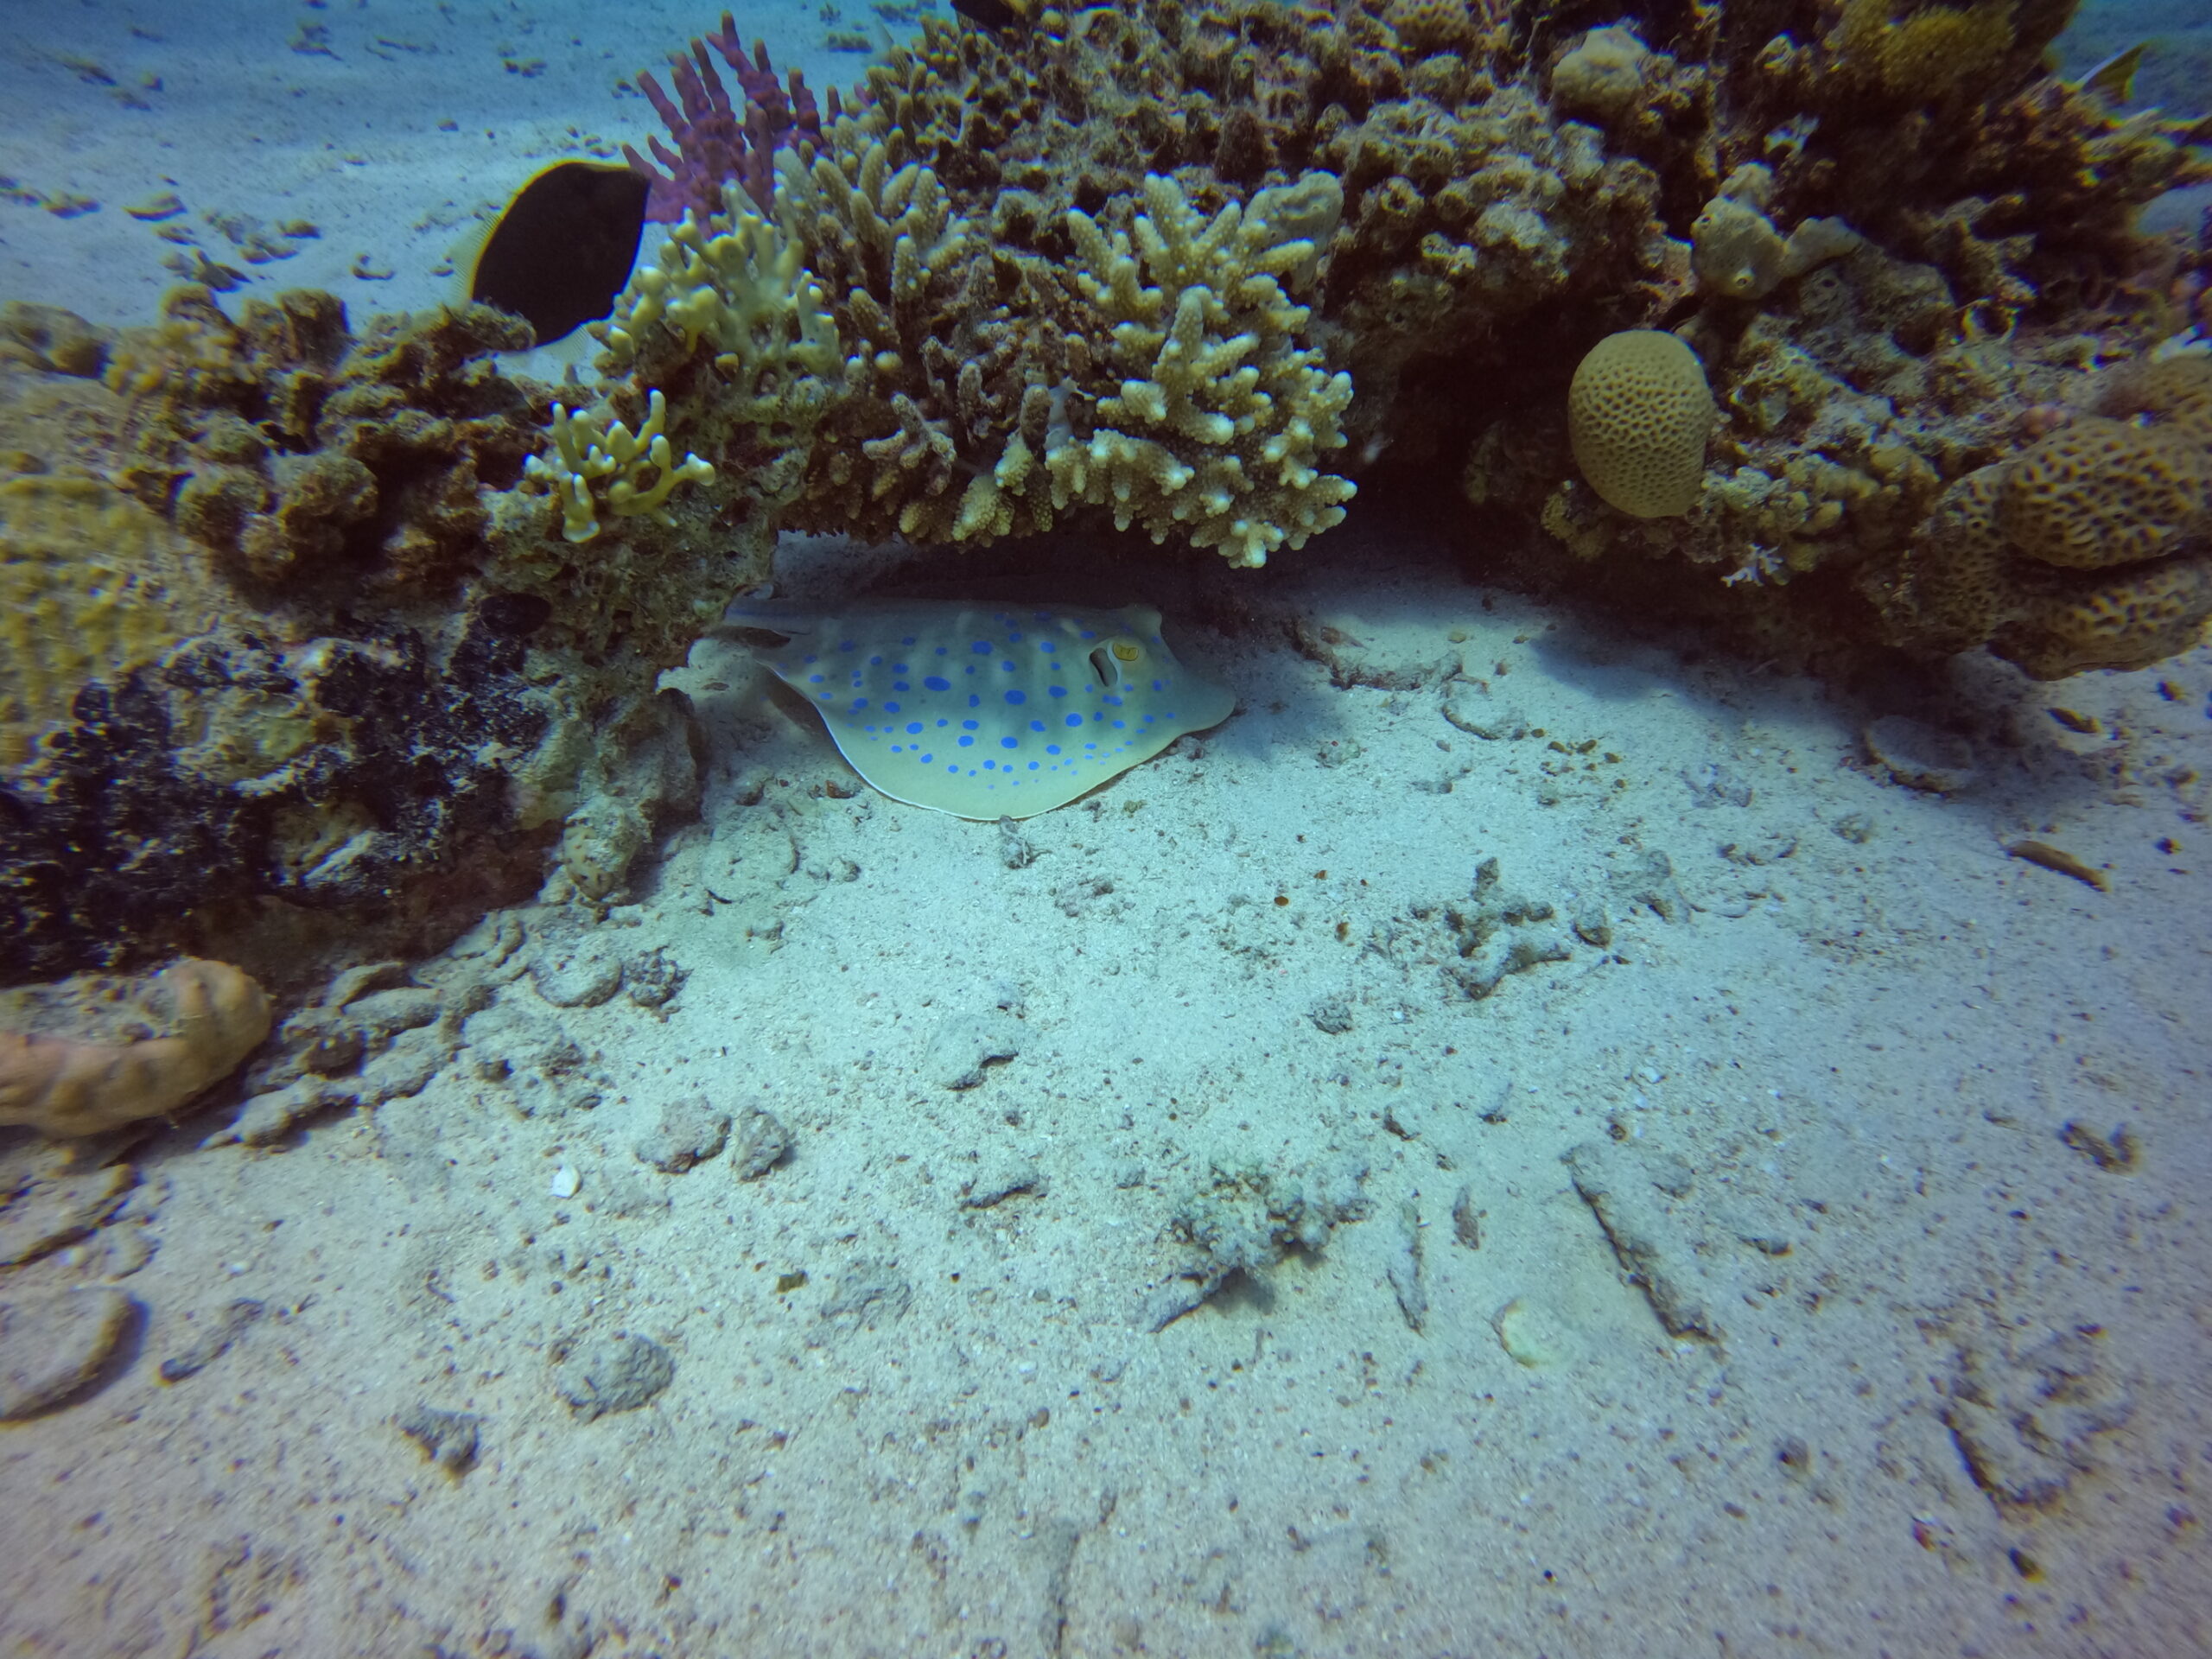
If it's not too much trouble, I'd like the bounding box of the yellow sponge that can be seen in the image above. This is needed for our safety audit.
[1568,330,1716,518]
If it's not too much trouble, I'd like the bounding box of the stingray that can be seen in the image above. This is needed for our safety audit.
[722,600,1236,818]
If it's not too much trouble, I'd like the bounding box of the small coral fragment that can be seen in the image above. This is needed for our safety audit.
[524,388,715,543]
[1568,331,1717,518]
[0,959,273,1138]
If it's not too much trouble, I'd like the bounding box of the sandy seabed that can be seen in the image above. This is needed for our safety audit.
[3,3,2209,1655]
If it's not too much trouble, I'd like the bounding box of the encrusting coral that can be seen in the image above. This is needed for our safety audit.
[0,958,271,1137]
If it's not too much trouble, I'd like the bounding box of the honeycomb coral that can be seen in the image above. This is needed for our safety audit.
[0,475,222,767]
[1996,560,2212,680]
[1999,419,2212,570]
[0,958,271,1137]
[1567,331,1717,518]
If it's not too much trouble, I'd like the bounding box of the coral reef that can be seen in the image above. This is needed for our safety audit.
[8,0,2210,989]
[0,958,271,1137]
[588,0,2207,667]
[0,286,728,986]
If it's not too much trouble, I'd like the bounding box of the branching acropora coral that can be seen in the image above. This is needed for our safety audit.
[524,389,716,543]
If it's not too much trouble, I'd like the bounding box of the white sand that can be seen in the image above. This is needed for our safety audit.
[3,4,2210,1656]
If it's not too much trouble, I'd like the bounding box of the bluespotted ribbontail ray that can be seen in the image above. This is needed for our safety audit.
[721,599,1236,819]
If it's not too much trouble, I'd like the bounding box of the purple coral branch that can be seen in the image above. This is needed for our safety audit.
[622,11,840,223]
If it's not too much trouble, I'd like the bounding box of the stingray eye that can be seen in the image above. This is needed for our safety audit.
[1110,639,1142,663]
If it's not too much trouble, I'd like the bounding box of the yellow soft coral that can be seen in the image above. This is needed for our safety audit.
[0,959,272,1138]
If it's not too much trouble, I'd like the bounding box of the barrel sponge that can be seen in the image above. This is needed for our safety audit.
[1994,559,2212,680]
[0,475,225,768]
[1568,331,1716,518]
[0,959,272,1138]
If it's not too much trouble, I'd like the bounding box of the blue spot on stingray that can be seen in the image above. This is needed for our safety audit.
[1001,660,1015,671]
[1028,761,1040,770]
[839,639,857,652]
[958,735,975,747]
[808,673,825,683]
[1065,714,1084,728]
[1005,690,1027,705]
[963,719,979,730]
[972,640,993,654]
[906,722,924,734]
[925,676,950,691]
[893,680,910,691]
[1029,721,1045,733]
[921,753,934,763]
[851,699,868,710]
[1046,745,1061,755]
[1152,679,1165,691]
[885,702,900,713]
[1103,695,1123,706]
[968,695,982,708]
[1001,736,1019,750]
[1049,684,1067,698]
[869,655,883,665]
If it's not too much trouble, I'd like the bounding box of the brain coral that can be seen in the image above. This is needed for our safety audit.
[1567,331,1716,518]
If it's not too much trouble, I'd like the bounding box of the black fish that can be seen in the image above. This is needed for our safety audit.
[952,0,1034,33]
[461,161,650,345]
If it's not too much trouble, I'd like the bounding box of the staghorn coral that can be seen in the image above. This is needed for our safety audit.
[0,957,271,1137]
[1045,171,1356,566]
